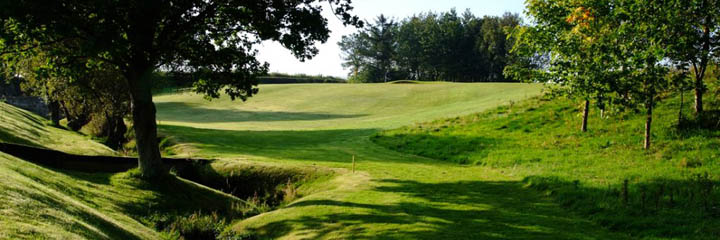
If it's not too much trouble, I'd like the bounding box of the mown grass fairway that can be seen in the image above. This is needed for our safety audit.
[154,83,629,239]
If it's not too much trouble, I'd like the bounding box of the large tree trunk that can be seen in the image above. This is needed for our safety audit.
[48,100,61,126]
[66,111,90,131]
[581,100,590,132]
[695,22,711,115]
[644,99,653,150]
[694,78,704,114]
[679,90,684,124]
[104,112,127,150]
[127,70,166,178]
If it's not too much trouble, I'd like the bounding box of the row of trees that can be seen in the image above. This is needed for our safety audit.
[2,52,131,150]
[506,0,720,149]
[339,10,522,82]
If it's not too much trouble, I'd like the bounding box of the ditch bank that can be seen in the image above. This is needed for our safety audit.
[0,142,330,205]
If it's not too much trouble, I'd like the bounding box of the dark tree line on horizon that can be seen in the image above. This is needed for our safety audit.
[339,10,523,83]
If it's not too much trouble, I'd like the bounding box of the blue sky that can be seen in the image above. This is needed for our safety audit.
[255,0,527,78]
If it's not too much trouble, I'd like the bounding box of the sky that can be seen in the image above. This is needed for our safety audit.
[255,0,527,78]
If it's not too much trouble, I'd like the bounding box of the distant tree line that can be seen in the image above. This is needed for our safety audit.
[339,10,523,83]
[259,73,346,84]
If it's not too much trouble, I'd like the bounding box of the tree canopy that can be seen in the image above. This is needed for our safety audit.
[0,0,361,177]
[505,0,718,149]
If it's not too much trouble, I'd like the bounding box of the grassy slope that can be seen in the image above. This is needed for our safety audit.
[156,83,628,239]
[0,102,114,155]
[374,95,720,239]
[0,102,252,239]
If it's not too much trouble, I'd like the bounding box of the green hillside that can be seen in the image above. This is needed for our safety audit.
[154,82,540,131]
[154,83,628,239]
[0,102,114,155]
[373,94,720,239]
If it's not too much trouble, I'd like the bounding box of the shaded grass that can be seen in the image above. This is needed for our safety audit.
[0,102,268,239]
[248,179,625,240]
[0,102,114,155]
[0,151,261,239]
[373,94,720,239]
[0,152,155,239]
[155,101,367,123]
[178,158,336,208]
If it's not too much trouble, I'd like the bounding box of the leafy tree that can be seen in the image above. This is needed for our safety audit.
[480,13,522,82]
[459,10,486,82]
[396,16,425,80]
[6,48,131,149]
[613,0,674,149]
[664,0,720,115]
[368,15,398,82]
[0,0,361,177]
[338,15,397,82]
[338,32,370,81]
[511,0,678,149]
[508,0,619,132]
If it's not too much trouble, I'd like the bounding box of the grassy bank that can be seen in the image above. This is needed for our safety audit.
[0,102,114,155]
[373,94,720,239]
[0,102,267,239]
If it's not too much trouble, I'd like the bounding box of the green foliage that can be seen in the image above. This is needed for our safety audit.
[506,0,715,148]
[663,0,720,114]
[156,212,241,240]
[0,0,363,177]
[5,49,132,149]
[508,0,621,110]
[0,0,362,101]
[339,14,398,83]
[340,10,523,82]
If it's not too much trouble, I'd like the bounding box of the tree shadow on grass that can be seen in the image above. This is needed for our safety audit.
[523,175,720,239]
[6,165,142,240]
[371,132,509,164]
[4,186,142,240]
[673,109,720,138]
[9,161,248,239]
[156,102,367,123]
[41,166,248,221]
[159,125,396,163]
[249,179,625,239]
[0,128,42,147]
[159,124,508,166]
[111,174,247,220]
